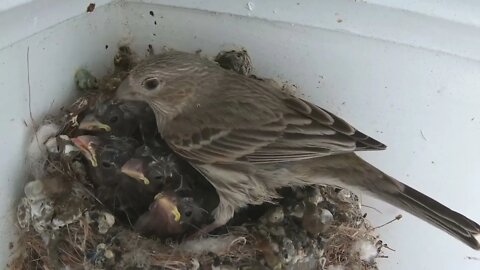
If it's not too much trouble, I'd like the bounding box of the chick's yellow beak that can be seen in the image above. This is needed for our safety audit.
[154,193,181,222]
[120,158,151,185]
[78,114,111,132]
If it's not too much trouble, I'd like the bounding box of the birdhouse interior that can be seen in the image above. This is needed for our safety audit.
[2,1,480,270]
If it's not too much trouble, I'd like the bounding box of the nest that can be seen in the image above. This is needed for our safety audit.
[9,46,394,270]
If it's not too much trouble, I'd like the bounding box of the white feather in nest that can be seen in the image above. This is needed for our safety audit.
[180,235,247,255]
[352,240,379,262]
[26,122,60,178]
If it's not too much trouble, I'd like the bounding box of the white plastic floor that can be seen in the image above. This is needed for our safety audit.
[1,1,480,269]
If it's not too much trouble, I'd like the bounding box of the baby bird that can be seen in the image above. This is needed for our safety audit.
[78,99,158,144]
[121,144,218,237]
[133,191,214,238]
[71,135,156,224]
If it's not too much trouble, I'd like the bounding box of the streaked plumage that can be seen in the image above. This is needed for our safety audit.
[115,50,480,249]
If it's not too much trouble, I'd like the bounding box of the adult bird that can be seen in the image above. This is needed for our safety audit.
[115,50,480,249]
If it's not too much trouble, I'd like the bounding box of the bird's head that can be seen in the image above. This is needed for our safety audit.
[71,135,101,167]
[120,157,151,186]
[72,135,139,172]
[134,191,184,236]
[79,99,153,137]
[78,113,112,133]
[120,146,179,191]
[115,51,216,125]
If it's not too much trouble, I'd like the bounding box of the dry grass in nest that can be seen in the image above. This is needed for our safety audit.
[9,146,393,270]
[9,211,258,270]
[323,225,379,269]
[9,230,50,270]
[9,171,393,270]
[319,187,395,270]
[9,216,98,270]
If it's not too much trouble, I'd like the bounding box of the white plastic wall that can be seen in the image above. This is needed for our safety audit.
[1,1,480,269]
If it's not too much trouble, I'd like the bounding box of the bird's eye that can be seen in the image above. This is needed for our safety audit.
[154,175,163,181]
[184,210,192,217]
[142,77,161,90]
[101,161,113,168]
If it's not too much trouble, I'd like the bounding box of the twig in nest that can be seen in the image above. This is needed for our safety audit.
[374,215,402,230]
[382,243,396,252]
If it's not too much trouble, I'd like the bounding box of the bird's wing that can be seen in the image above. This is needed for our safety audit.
[165,82,385,164]
[246,97,386,163]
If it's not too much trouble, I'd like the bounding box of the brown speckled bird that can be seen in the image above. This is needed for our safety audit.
[115,50,480,249]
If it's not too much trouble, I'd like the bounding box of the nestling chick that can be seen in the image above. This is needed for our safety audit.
[78,99,158,144]
[115,50,480,249]
[122,144,218,205]
[71,135,156,224]
[120,144,176,188]
[121,144,218,237]
[133,191,214,238]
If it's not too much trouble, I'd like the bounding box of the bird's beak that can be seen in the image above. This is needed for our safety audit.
[115,79,139,101]
[120,158,151,185]
[71,135,98,167]
[154,193,181,222]
[134,192,183,236]
[78,114,111,132]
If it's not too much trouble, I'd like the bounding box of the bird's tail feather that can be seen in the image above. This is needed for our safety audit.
[314,154,480,250]
[381,177,480,250]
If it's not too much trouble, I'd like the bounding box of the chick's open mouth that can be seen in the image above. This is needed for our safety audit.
[71,136,98,167]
